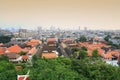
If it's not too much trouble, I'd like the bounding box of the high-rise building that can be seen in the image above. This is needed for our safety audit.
[84,27,87,31]
[19,29,27,38]
[79,26,80,31]
[37,27,42,34]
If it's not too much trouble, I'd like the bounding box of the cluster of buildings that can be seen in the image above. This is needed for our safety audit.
[0,39,41,62]
[1,28,120,62]
[0,27,120,80]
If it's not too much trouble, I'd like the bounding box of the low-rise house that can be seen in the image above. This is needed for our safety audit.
[0,47,6,55]
[23,47,30,53]
[28,47,36,55]
[47,38,57,47]
[109,38,120,45]
[27,39,41,47]
[63,38,74,44]
[22,55,29,61]
[6,45,22,60]
[42,51,57,59]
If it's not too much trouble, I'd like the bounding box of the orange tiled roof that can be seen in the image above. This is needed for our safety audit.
[110,51,119,55]
[87,48,104,57]
[87,50,92,56]
[104,53,112,59]
[79,42,110,49]
[42,53,57,59]
[30,39,40,43]
[27,42,37,47]
[28,47,36,55]
[61,42,67,48]
[27,39,40,47]
[106,51,120,57]
[0,48,6,55]
[47,38,57,43]
[22,55,29,60]
[98,49,104,55]
[23,48,30,52]
[63,38,74,43]
[7,45,22,53]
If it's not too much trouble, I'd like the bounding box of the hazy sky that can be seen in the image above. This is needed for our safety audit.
[0,0,120,30]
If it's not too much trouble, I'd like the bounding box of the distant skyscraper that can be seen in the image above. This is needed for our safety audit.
[79,26,80,31]
[37,26,42,34]
[19,29,27,38]
[84,27,87,31]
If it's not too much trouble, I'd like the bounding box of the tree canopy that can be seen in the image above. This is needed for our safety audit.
[78,36,87,42]
[0,35,12,43]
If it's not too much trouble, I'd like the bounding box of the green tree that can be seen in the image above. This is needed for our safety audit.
[104,35,111,41]
[79,36,87,42]
[81,46,87,51]
[72,47,79,52]
[92,49,100,58]
[78,50,87,59]
[0,61,16,80]
[0,35,12,43]
[19,51,27,56]
[0,55,9,61]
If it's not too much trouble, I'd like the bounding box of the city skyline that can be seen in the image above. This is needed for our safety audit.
[0,0,120,30]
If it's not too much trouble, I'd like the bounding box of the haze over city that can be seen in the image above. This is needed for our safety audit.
[0,0,120,30]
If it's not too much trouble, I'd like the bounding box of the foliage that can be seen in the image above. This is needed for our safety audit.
[78,36,87,42]
[0,35,12,43]
[81,46,87,51]
[92,49,100,58]
[71,47,79,52]
[107,41,120,49]
[72,58,120,80]
[104,35,111,41]
[0,61,17,80]
[0,55,9,61]
[19,51,27,56]
[78,50,88,59]
[0,52,120,80]
[30,57,79,80]
[29,57,120,80]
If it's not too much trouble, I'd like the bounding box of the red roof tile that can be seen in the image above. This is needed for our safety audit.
[0,48,6,55]
[102,51,114,59]
[30,39,40,43]
[42,53,57,59]
[23,48,30,52]
[87,50,92,56]
[28,47,36,55]
[27,39,40,47]
[7,45,22,53]
[47,38,57,43]
[63,38,74,43]
[22,55,29,60]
